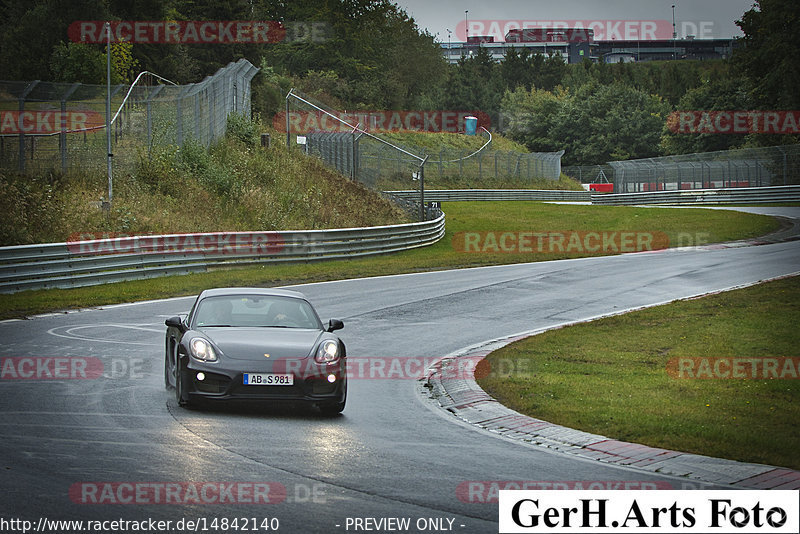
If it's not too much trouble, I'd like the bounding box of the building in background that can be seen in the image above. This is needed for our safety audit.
[441,29,736,64]
[594,38,736,63]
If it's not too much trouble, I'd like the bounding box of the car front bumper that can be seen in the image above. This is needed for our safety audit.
[183,356,346,405]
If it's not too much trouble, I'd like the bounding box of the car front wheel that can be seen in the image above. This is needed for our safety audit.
[318,400,345,416]
[175,357,193,408]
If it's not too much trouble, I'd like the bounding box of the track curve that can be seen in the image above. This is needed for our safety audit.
[1,207,798,533]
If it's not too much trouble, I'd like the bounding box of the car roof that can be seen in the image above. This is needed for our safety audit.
[197,287,308,300]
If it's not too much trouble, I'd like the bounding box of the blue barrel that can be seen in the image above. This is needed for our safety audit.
[464,116,478,135]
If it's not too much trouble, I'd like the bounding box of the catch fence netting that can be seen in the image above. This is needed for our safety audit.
[282,90,564,198]
[563,145,800,192]
[0,59,258,176]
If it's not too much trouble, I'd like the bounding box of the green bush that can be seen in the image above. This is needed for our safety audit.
[226,113,259,146]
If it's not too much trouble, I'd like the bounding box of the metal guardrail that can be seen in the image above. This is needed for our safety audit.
[384,189,591,202]
[6,183,792,293]
[0,214,445,293]
[591,185,800,205]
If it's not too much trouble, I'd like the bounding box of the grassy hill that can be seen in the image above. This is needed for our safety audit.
[0,116,582,247]
[0,116,409,246]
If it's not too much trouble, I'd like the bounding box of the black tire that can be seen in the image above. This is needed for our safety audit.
[164,345,172,389]
[175,357,193,408]
[319,400,345,416]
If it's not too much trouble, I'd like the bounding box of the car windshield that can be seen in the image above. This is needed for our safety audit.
[193,295,322,330]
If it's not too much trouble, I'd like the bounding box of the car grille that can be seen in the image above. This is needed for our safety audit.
[193,372,230,394]
[229,382,305,397]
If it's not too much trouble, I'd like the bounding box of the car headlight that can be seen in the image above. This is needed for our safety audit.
[315,340,339,364]
[190,337,217,362]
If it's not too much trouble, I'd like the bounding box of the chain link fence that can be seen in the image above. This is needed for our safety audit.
[608,145,800,193]
[562,165,614,184]
[358,143,564,187]
[0,59,258,176]
[284,90,564,198]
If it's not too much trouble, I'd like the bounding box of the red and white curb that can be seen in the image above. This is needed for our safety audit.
[421,288,800,490]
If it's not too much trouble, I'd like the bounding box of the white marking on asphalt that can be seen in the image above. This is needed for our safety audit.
[46,324,162,345]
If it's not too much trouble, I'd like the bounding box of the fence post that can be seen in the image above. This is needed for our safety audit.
[145,85,164,157]
[173,85,184,146]
[418,156,428,222]
[777,146,788,185]
[60,83,80,174]
[285,90,292,148]
[194,93,201,140]
[18,80,39,173]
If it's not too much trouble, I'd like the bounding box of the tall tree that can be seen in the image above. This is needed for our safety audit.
[660,72,753,155]
[0,0,110,80]
[502,82,670,165]
[734,0,800,109]
[259,0,446,110]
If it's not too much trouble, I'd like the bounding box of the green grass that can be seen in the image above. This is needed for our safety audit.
[0,116,409,246]
[477,275,800,470]
[0,202,780,319]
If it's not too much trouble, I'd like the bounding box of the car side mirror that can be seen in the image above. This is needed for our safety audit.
[165,316,186,330]
[327,319,344,332]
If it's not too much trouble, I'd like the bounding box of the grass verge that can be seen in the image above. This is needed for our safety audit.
[477,275,800,470]
[0,115,408,246]
[0,202,781,320]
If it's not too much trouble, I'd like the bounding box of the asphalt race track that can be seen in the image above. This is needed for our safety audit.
[1,207,798,533]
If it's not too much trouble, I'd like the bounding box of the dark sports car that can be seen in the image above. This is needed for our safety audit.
[164,288,346,414]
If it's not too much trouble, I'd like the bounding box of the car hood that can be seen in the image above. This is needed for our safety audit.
[199,327,324,361]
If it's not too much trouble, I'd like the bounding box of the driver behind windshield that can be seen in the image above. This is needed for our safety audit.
[197,298,233,326]
[267,300,303,326]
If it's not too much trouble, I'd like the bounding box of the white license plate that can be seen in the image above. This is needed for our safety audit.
[243,373,294,386]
